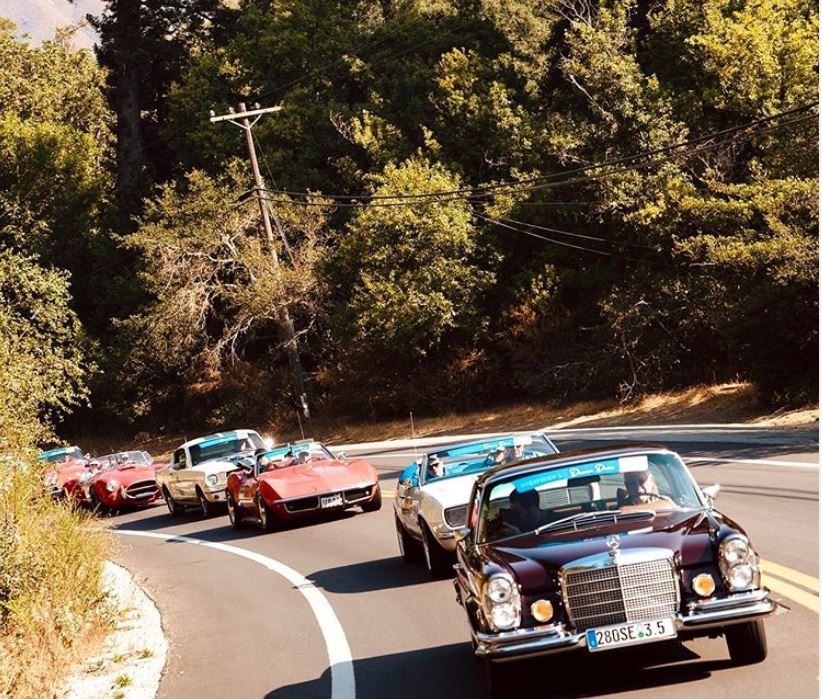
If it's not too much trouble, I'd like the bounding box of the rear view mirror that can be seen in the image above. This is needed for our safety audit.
[703,483,721,505]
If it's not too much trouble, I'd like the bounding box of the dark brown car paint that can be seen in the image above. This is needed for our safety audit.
[455,446,755,635]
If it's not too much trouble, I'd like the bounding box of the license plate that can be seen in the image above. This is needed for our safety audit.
[320,494,343,508]
[586,618,676,652]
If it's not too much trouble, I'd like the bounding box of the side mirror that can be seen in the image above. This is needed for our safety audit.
[454,526,471,543]
[703,484,721,505]
[338,451,347,461]
[84,453,91,460]
[396,480,411,499]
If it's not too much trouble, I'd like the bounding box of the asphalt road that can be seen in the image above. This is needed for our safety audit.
[110,428,819,699]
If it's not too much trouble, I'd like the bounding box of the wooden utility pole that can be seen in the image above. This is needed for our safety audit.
[210,103,309,417]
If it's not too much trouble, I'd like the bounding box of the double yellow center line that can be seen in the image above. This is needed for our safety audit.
[760,559,819,613]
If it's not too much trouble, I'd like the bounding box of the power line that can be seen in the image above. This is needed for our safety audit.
[473,212,643,262]
[254,103,818,203]
[495,215,657,251]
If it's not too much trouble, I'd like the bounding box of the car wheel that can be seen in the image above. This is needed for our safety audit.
[89,489,109,516]
[726,620,768,664]
[361,484,383,512]
[227,495,244,529]
[481,658,508,699]
[421,520,454,578]
[197,488,215,517]
[395,516,423,564]
[258,496,278,532]
[163,487,184,516]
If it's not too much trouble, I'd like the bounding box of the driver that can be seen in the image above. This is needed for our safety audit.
[618,470,661,506]
[295,450,311,464]
[427,455,445,479]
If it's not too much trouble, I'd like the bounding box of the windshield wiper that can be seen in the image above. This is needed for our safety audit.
[534,509,655,535]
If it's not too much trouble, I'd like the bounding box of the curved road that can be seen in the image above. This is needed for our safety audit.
[110,427,818,698]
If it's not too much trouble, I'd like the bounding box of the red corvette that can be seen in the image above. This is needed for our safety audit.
[225,441,382,531]
[84,451,165,513]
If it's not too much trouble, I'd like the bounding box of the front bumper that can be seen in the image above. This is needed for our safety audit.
[474,589,777,661]
[204,488,227,503]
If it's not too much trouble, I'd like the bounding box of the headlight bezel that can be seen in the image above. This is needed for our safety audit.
[719,534,760,592]
[105,479,120,493]
[483,573,522,632]
[207,474,219,487]
[443,504,468,529]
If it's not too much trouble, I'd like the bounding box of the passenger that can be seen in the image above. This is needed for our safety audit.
[427,455,445,480]
[254,448,271,474]
[617,470,661,506]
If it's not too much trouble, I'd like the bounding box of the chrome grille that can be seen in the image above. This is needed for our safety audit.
[562,551,678,631]
[124,480,159,499]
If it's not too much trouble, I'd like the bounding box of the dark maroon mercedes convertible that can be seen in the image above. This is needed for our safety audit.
[452,445,777,695]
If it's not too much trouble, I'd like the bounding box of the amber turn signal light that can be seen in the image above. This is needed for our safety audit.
[531,599,554,623]
[692,573,716,597]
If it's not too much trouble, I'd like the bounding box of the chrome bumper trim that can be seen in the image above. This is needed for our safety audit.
[474,590,776,660]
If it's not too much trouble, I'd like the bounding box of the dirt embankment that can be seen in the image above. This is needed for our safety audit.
[87,382,818,461]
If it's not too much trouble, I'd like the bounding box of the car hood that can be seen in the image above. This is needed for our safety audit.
[484,509,726,592]
[259,459,373,498]
[95,466,158,485]
[421,473,481,508]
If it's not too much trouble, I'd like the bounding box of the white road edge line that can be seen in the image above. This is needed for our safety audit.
[683,456,818,469]
[114,529,355,699]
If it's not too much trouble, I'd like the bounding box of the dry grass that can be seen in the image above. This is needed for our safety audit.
[0,463,111,699]
[98,382,817,460]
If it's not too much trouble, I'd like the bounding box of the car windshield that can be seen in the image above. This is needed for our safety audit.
[423,435,555,484]
[38,447,83,464]
[95,451,151,470]
[478,452,703,544]
[189,433,263,466]
[262,442,335,465]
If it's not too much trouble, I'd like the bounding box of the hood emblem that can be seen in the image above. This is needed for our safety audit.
[606,534,621,558]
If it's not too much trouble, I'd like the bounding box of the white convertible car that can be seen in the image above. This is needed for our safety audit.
[156,429,267,516]
[393,433,559,576]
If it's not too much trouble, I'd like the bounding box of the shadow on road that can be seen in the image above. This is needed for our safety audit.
[308,555,433,593]
[264,640,734,699]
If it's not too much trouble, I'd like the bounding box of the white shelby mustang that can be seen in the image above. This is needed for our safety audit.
[156,429,268,517]
[393,432,559,577]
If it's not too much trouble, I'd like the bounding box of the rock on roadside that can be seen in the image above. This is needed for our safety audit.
[58,561,168,699]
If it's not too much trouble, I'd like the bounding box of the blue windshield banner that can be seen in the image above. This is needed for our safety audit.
[513,459,621,492]
[199,433,240,448]
[38,447,71,460]
[437,437,515,459]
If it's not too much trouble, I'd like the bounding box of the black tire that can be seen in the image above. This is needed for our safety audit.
[197,488,215,517]
[396,516,423,564]
[361,484,383,512]
[482,658,508,699]
[89,489,109,516]
[163,486,184,516]
[421,520,455,578]
[258,495,278,532]
[726,620,768,665]
[227,494,244,529]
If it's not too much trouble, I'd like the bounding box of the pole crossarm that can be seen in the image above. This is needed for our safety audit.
[209,105,283,123]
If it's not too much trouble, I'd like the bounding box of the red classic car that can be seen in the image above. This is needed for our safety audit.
[84,451,164,513]
[38,446,91,498]
[225,440,382,530]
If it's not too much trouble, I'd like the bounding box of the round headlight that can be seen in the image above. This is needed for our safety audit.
[692,573,716,598]
[487,576,513,604]
[531,599,554,623]
[106,480,119,493]
[490,603,519,630]
[728,563,754,590]
[207,474,218,486]
[722,537,750,565]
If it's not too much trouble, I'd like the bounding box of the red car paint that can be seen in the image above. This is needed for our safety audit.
[86,453,165,511]
[226,443,381,528]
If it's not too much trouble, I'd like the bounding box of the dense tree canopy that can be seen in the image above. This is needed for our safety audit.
[0,0,817,438]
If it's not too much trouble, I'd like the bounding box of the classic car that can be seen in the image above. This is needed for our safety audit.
[394,433,559,577]
[452,445,777,696]
[225,440,381,531]
[38,446,91,498]
[83,451,164,513]
[156,429,266,517]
